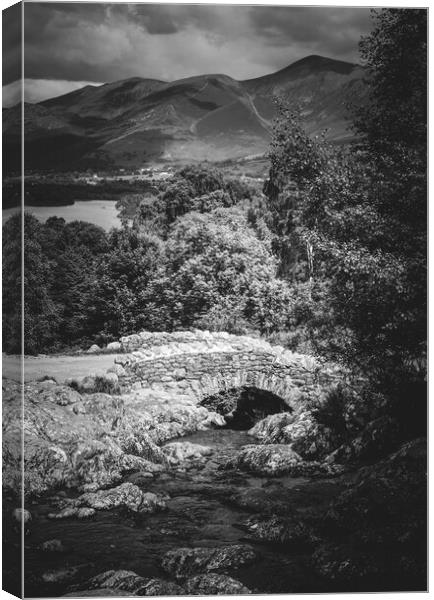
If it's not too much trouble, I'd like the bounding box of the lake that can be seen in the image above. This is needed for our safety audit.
[2,199,122,231]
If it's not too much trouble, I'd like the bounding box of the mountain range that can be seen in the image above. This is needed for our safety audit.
[3,55,367,172]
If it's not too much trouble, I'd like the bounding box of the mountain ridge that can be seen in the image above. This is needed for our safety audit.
[3,55,367,172]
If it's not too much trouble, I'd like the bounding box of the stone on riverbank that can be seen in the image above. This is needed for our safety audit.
[3,377,226,499]
[162,544,257,580]
[79,570,185,596]
[162,441,213,464]
[249,410,336,460]
[12,508,32,525]
[56,483,167,516]
[241,515,319,546]
[40,539,67,552]
[185,574,251,595]
[228,443,345,477]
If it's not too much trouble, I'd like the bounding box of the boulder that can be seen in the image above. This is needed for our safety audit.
[107,364,126,377]
[42,564,91,584]
[40,539,67,552]
[133,579,185,595]
[162,544,257,580]
[162,441,213,465]
[241,515,319,546]
[38,385,82,407]
[229,444,302,476]
[63,590,132,597]
[86,345,101,354]
[248,412,295,443]
[80,570,185,596]
[74,482,166,514]
[185,574,251,595]
[12,508,32,525]
[106,342,121,352]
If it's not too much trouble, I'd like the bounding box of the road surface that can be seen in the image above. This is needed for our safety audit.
[2,354,117,383]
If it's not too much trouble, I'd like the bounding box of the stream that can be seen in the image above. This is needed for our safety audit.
[10,429,348,597]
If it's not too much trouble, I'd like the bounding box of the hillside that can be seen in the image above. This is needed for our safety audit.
[3,55,367,172]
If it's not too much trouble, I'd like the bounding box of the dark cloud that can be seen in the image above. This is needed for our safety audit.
[17,3,373,98]
[3,1,22,85]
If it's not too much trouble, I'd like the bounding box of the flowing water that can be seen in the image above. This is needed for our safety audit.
[7,429,346,597]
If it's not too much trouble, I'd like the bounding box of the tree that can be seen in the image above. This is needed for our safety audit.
[3,213,22,353]
[23,214,61,354]
[156,207,293,334]
[264,9,427,433]
[87,225,165,338]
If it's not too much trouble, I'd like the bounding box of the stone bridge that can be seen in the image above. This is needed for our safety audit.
[111,330,342,410]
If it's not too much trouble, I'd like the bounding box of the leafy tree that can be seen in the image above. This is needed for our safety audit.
[178,164,225,196]
[87,225,165,338]
[264,8,427,432]
[2,213,22,353]
[23,214,61,354]
[160,179,196,225]
[155,207,292,333]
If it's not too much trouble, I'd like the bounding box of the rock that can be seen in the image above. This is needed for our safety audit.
[40,539,67,552]
[248,412,295,442]
[229,444,302,476]
[312,439,427,588]
[63,590,132,597]
[42,564,90,584]
[106,342,121,352]
[185,574,251,595]
[107,364,126,377]
[162,441,213,465]
[312,543,382,582]
[241,515,319,546]
[79,376,97,393]
[103,372,119,387]
[81,570,185,596]
[48,507,96,520]
[75,483,166,514]
[12,508,32,525]
[133,579,185,596]
[162,545,257,580]
[77,507,97,519]
[37,379,57,390]
[281,410,337,460]
[84,570,139,591]
[86,344,101,354]
[39,385,82,407]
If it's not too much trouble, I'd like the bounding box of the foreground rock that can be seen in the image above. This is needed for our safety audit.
[63,590,132,597]
[241,515,319,546]
[40,539,67,553]
[162,545,257,580]
[229,444,344,477]
[315,439,426,588]
[74,570,185,596]
[2,378,225,498]
[185,574,251,595]
[162,441,213,465]
[249,410,337,460]
[48,483,166,518]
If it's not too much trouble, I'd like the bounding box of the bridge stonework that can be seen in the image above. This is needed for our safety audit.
[113,331,342,409]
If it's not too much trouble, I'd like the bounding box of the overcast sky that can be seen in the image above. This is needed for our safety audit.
[3,3,373,106]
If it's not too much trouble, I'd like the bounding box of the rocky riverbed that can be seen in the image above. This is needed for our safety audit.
[2,375,427,596]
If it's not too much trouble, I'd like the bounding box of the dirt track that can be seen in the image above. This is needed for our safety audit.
[2,354,117,383]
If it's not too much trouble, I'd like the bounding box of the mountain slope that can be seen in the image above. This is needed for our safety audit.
[4,55,367,172]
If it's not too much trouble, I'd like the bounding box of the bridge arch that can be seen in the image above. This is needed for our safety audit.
[112,330,341,416]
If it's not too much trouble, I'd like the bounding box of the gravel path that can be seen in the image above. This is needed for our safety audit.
[2,354,117,383]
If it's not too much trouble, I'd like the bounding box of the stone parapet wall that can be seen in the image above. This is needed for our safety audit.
[120,329,256,353]
[114,331,344,409]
